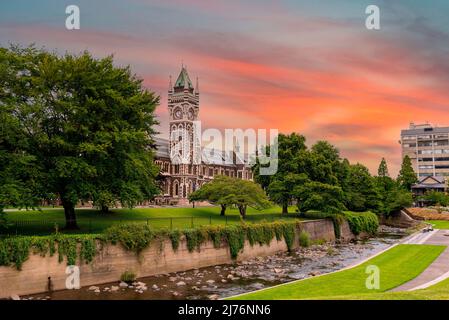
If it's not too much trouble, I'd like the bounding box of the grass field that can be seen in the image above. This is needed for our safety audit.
[2,205,300,235]
[230,244,445,300]
[327,276,449,300]
[428,220,449,229]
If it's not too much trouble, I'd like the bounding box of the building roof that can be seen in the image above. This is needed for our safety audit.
[412,175,447,189]
[153,137,170,158]
[401,125,449,136]
[174,67,194,90]
[153,137,249,166]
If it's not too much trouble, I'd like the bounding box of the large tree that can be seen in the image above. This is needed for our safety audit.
[0,46,160,229]
[374,158,413,215]
[343,164,381,212]
[294,181,346,214]
[397,155,418,190]
[253,133,308,214]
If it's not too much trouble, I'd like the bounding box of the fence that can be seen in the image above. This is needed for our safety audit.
[2,214,301,236]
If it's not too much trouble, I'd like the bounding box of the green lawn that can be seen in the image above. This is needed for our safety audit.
[3,206,300,235]
[428,220,449,229]
[231,244,445,300]
[330,275,449,300]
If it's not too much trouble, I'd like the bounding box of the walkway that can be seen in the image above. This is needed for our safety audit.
[391,229,449,291]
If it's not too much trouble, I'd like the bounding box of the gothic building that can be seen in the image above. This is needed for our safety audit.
[153,66,253,205]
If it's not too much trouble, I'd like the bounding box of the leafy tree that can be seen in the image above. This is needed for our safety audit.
[294,181,346,214]
[397,155,418,190]
[422,191,449,207]
[383,187,413,215]
[374,157,413,215]
[307,141,340,185]
[188,175,235,215]
[378,158,389,177]
[0,45,160,229]
[343,164,381,212]
[253,133,307,214]
[189,176,271,218]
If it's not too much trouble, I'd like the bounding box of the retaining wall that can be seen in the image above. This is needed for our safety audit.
[0,219,356,298]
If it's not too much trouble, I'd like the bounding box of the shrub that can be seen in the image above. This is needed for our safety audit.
[343,211,379,235]
[104,224,154,253]
[298,231,310,247]
[120,270,136,283]
[169,230,181,251]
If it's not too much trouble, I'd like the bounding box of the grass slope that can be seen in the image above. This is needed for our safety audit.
[428,220,449,230]
[231,244,445,300]
[323,276,449,300]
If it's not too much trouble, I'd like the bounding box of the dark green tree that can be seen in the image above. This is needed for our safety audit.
[253,133,308,214]
[378,158,389,177]
[397,155,418,190]
[294,181,346,214]
[422,191,449,207]
[0,46,160,229]
[343,164,381,212]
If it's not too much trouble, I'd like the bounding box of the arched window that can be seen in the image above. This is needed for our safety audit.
[173,181,179,196]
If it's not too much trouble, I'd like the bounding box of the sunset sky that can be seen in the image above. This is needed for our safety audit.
[2,0,449,175]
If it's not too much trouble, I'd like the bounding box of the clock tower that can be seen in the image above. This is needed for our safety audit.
[168,66,200,164]
[167,66,200,200]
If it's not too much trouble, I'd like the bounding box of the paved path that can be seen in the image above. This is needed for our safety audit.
[391,229,449,291]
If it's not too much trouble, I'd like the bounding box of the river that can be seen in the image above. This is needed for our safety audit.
[22,226,406,300]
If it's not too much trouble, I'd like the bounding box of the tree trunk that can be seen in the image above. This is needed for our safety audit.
[101,205,109,214]
[220,204,227,216]
[282,203,288,214]
[238,205,247,219]
[62,199,79,230]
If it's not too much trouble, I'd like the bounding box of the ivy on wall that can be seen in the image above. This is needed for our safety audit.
[0,215,376,271]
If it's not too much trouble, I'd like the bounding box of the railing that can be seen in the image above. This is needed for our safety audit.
[2,214,301,236]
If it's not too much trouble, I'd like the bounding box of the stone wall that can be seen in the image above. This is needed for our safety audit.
[0,219,353,298]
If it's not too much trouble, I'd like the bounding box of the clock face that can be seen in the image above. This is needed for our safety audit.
[174,108,182,119]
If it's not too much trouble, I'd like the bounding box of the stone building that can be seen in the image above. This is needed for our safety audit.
[152,67,253,205]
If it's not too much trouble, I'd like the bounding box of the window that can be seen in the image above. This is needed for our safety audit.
[403,143,416,148]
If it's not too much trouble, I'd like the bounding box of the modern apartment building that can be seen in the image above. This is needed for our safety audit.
[401,122,449,180]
